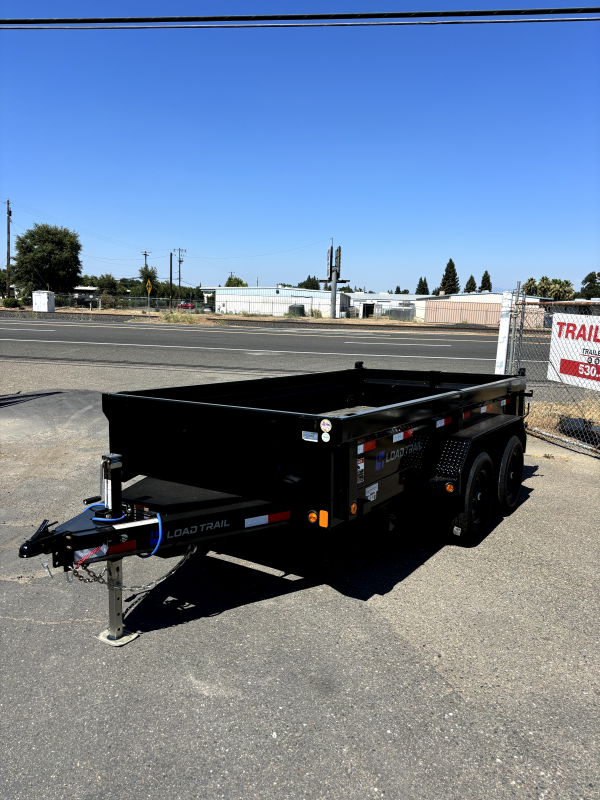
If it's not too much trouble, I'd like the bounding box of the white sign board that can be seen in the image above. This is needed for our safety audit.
[548,313,600,390]
[494,291,513,374]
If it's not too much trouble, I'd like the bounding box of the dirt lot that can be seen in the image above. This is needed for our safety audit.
[0,388,598,800]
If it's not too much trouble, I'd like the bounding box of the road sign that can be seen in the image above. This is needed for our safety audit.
[335,245,341,273]
[326,247,333,281]
[146,280,152,294]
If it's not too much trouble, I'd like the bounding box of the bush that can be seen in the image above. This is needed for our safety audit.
[2,297,18,308]
[311,309,323,318]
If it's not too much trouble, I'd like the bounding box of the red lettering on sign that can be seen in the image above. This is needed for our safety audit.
[556,321,566,338]
[559,359,600,382]
[575,324,587,341]
[565,323,577,339]
[594,326,600,344]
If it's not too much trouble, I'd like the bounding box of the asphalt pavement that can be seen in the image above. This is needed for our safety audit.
[0,318,499,393]
[1,373,598,799]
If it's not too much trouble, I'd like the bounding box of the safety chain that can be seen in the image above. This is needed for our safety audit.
[69,545,197,593]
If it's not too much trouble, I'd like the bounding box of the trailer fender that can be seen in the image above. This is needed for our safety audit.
[433,415,526,494]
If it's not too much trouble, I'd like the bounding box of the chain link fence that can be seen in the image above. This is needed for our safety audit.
[53,294,208,311]
[512,300,600,455]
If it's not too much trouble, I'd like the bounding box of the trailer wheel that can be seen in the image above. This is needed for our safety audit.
[497,435,524,516]
[451,452,495,546]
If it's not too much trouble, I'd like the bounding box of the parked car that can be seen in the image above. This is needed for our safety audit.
[175,301,195,311]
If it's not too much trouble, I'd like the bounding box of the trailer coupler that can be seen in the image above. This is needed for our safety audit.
[19,519,60,559]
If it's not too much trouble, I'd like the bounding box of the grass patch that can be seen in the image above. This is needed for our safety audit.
[526,396,600,448]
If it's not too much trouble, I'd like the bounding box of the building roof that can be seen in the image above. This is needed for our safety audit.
[208,286,346,297]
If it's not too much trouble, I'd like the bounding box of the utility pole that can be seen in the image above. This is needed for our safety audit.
[5,199,10,298]
[141,250,151,266]
[169,252,173,309]
[174,248,186,302]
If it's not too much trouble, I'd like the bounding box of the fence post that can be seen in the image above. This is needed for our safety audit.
[495,291,514,374]
[507,282,521,374]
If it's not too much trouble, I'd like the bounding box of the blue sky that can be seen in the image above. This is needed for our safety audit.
[1,1,599,294]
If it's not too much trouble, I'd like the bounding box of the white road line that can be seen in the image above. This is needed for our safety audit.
[0,337,495,360]
[343,341,450,347]
[0,327,56,331]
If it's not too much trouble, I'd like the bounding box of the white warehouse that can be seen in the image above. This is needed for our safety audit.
[206,286,351,318]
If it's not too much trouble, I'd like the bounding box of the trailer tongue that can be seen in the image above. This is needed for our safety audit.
[19,363,528,646]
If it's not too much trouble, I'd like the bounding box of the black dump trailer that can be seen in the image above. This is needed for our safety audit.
[19,363,529,645]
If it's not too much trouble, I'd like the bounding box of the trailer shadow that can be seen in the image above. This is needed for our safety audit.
[0,390,63,409]
[123,482,535,634]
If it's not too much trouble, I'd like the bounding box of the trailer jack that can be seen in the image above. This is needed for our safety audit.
[97,559,139,647]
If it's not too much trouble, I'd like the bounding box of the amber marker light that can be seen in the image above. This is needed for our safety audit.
[308,511,318,523]
[350,503,357,515]
[318,510,329,528]
[445,483,455,493]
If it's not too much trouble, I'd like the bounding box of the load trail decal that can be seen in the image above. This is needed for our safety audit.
[549,313,600,390]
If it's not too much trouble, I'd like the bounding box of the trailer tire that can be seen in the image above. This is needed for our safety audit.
[497,435,524,516]
[451,452,495,546]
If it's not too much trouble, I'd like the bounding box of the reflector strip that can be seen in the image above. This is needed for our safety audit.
[357,440,376,455]
[501,398,510,406]
[268,511,291,524]
[393,429,413,442]
[106,540,136,556]
[462,410,471,419]
[480,404,491,413]
[245,511,291,528]
[435,416,452,428]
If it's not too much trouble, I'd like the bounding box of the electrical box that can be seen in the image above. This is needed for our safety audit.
[32,291,55,313]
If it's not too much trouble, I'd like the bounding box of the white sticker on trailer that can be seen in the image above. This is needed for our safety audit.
[245,514,269,528]
[365,483,379,502]
[302,431,319,442]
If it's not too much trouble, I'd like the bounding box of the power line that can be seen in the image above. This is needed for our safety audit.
[186,237,330,260]
[5,199,149,250]
[2,18,599,30]
[1,8,599,24]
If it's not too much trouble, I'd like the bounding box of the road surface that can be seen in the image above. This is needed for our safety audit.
[0,318,499,393]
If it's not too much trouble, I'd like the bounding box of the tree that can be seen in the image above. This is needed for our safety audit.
[537,275,553,298]
[464,275,477,293]
[479,270,492,292]
[297,275,320,290]
[394,285,402,294]
[401,289,410,295]
[549,279,574,301]
[431,286,441,296]
[522,277,538,296]
[97,273,118,294]
[415,277,429,294]
[440,259,460,295]
[224,275,248,288]
[340,286,354,293]
[577,272,600,300]
[155,280,176,298]
[12,223,82,294]
[118,277,142,290]
[80,273,99,286]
